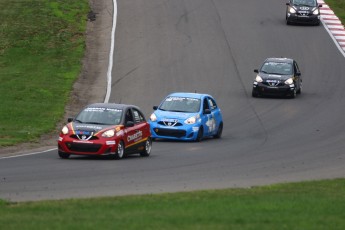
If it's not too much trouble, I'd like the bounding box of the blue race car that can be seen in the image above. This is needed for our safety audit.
[149,92,223,141]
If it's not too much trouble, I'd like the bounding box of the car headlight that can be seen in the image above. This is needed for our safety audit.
[61,126,69,135]
[102,129,115,138]
[285,78,294,85]
[312,8,319,15]
[289,7,296,14]
[150,113,157,122]
[184,114,200,125]
[255,75,263,83]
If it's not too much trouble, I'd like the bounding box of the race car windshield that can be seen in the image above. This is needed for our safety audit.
[75,107,123,125]
[159,97,201,113]
[260,62,293,75]
[292,0,316,7]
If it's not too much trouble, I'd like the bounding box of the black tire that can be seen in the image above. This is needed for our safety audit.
[214,122,223,139]
[195,126,203,142]
[58,151,70,159]
[297,85,302,94]
[289,88,297,99]
[114,141,125,159]
[252,89,259,98]
[140,137,152,157]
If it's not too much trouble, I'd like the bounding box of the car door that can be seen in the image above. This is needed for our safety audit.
[201,97,217,136]
[124,108,147,153]
[207,97,221,135]
[293,61,302,90]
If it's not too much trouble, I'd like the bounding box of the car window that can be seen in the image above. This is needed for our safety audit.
[292,0,316,6]
[160,97,201,113]
[294,62,300,74]
[203,98,210,111]
[132,108,145,123]
[208,98,218,110]
[125,109,134,123]
[261,62,293,75]
[75,107,122,125]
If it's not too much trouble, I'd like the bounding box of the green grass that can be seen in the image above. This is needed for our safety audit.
[324,0,345,25]
[0,179,345,229]
[0,0,89,146]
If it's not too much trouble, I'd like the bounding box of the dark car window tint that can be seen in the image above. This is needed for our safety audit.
[125,109,134,123]
[133,109,145,123]
[203,98,210,111]
[261,62,293,75]
[292,0,316,7]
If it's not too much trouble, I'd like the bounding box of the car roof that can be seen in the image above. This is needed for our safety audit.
[264,57,294,64]
[167,92,212,99]
[85,103,140,110]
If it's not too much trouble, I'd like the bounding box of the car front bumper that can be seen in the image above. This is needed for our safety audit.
[58,136,118,156]
[287,13,320,25]
[150,123,200,141]
[253,82,295,97]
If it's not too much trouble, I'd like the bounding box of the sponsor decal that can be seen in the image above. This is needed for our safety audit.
[58,137,63,142]
[106,141,116,145]
[127,130,143,142]
[73,140,93,144]
[206,115,216,132]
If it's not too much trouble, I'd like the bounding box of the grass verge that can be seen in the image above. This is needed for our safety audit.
[0,179,345,230]
[324,0,345,25]
[0,0,89,146]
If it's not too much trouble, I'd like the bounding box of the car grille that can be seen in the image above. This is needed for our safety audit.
[153,128,186,138]
[65,142,102,153]
[158,121,183,127]
[70,134,99,141]
[263,81,285,87]
[297,11,312,16]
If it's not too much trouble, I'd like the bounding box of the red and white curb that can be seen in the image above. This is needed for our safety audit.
[319,0,345,57]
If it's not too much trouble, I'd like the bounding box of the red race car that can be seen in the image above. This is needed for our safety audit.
[58,103,152,159]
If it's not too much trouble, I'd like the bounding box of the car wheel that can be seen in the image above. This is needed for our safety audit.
[297,84,302,94]
[58,151,70,159]
[214,122,223,139]
[114,141,125,159]
[289,88,297,99]
[140,137,152,157]
[252,89,259,98]
[195,126,203,142]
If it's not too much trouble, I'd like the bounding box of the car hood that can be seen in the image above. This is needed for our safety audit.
[259,73,293,81]
[154,110,197,121]
[71,122,114,133]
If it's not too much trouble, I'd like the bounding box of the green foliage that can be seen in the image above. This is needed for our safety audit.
[0,179,345,229]
[0,0,89,146]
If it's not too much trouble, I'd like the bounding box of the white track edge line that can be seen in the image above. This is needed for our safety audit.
[104,0,117,103]
[322,19,345,58]
[0,148,58,160]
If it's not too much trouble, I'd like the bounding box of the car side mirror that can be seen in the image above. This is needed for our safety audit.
[204,109,211,115]
[319,4,322,7]
[254,69,259,73]
[153,106,158,110]
[286,3,290,6]
[296,72,301,76]
[125,121,135,127]
[67,117,73,122]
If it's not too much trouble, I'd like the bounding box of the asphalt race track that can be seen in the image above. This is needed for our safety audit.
[1,0,345,201]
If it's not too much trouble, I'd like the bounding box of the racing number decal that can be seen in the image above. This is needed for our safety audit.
[206,114,216,133]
